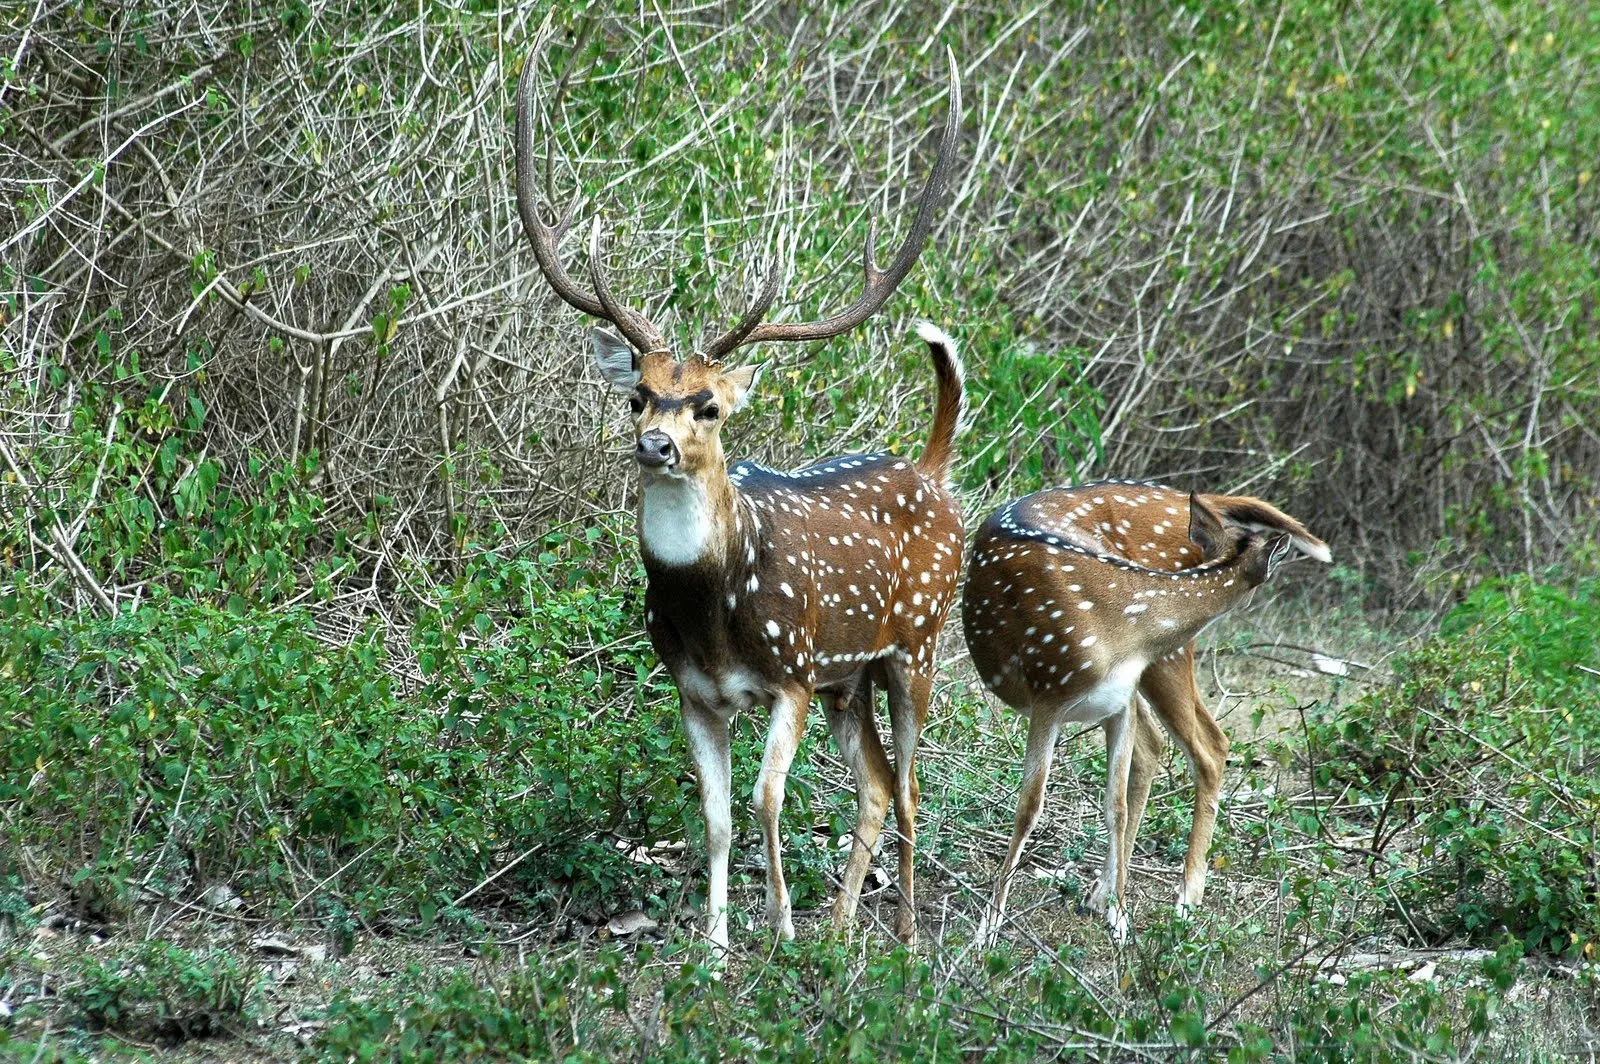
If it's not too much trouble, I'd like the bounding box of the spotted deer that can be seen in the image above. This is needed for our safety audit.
[513,47,964,952]
[963,483,1329,940]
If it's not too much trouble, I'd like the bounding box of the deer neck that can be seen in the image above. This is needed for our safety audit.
[1148,544,1265,644]
[638,463,745,572]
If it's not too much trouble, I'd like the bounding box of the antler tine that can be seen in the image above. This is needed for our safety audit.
[588,220,669,354]
[515,41,668,353]
[702,48,962,354]
[701,249,784,361]
[862,217,883,287]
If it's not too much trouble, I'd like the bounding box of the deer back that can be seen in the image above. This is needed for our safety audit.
[962,488,1287,718]
[1008,480,1329,572]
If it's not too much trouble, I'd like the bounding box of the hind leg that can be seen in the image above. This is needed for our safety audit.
[884,665,932,945]
[822,676,894,935]
[980,706,1063,945]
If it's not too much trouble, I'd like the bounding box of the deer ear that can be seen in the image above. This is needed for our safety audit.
[591,326,639,391]
[1265,534,1294,579]
[721,362,763,412]
[1187,492,1227,560]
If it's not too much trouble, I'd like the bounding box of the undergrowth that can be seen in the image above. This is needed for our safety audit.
[0,499,701,927]
[302,933,1528,1063]
[1309,575,1600,955]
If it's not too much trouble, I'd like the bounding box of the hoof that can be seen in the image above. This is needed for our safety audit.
[767,895,795,941]
[1106,903,1130,946]
[1174,881,1203,919]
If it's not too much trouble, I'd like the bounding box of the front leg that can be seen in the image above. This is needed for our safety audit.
[753,680,811,940]
[681,695,733,955]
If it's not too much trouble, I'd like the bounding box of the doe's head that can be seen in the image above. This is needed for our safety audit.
[1242,533,1295,586]
[1186,493,1244,561]
[592,326,760,478]
[1186,492,1297,585]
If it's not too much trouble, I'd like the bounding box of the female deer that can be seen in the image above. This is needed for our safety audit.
[964,485,1328,939]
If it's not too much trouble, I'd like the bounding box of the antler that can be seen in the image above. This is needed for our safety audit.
[701,50,962,360]
[514,41,667,354]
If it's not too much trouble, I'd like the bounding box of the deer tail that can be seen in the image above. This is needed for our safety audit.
[915,322,965,482]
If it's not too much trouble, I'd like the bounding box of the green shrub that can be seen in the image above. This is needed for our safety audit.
[1309,576,1600,952]
[307,934,1521,1063]
[0,381,347,608]
[0,524,701,922]
[66,940,261,1042]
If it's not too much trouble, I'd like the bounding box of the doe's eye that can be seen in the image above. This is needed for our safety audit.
[695,404,720,422]
[628,396,645,415]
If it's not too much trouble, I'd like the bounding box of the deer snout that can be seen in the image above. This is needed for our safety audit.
[636,430,678,469]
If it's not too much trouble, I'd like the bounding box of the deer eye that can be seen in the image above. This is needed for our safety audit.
[629,395,645,415]
[695,404,720,422]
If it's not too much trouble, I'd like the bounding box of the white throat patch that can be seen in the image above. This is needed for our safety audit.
[641,476,716,566]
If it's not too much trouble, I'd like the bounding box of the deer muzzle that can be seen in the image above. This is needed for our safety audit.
[635,430,678,470]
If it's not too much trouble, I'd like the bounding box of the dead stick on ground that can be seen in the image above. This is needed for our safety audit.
[454,842,548,907]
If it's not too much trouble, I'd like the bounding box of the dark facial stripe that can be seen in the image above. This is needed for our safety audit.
[642,388,714,414]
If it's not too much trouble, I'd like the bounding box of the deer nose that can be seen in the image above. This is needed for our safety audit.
[635,431,677,469]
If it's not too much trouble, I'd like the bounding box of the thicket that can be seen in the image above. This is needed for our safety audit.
[4,0,1597,603]
[1310,574,1600,955]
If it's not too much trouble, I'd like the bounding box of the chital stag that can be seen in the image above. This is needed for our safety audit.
[513,47,964,952]
[963,483,1329,940]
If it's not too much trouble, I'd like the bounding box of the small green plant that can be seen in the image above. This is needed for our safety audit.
[307,929,1523,1062]
[66,940,261,1042]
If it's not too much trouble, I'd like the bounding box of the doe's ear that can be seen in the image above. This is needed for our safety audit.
[1187,492,1228,561]
[591,326,639,391]
[721,362,764,412]
[1264,533,1294,580]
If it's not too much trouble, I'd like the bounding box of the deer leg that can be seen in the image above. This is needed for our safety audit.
[753,682,811,940]
[885,666,932,945]
[982,707,1063,943]
[822,677,893,936]
[681,696,733,955]
[1141,647,1230,915]
[1089,706,1136,943]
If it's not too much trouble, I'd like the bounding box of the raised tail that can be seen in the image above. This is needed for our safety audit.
[915,322,965,481]
[1198,493,1332,563]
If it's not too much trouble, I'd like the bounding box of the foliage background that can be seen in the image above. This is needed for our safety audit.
[5,0,1596,599]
